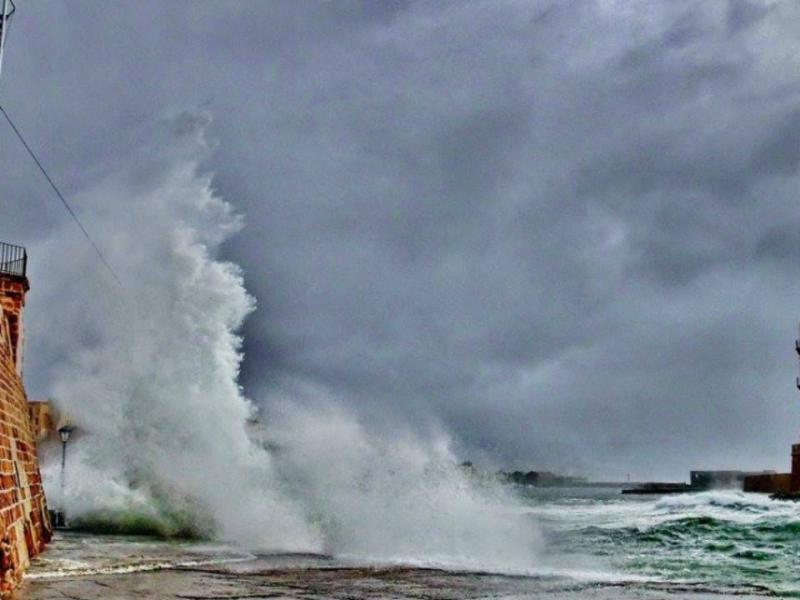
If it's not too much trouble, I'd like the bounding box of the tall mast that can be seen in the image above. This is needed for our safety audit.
[796,324,800,390]
[0,0,15,83]
[794,326,800,390]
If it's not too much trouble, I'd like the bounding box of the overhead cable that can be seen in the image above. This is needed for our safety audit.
[0,105,123,286]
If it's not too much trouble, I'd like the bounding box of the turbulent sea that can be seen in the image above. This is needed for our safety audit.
[524,487,800,597]
[23,487,800,599]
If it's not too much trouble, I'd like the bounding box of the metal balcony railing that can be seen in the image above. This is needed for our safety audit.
[0,242,26,277]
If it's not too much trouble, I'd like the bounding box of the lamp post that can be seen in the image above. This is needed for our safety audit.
[58,425,74,516]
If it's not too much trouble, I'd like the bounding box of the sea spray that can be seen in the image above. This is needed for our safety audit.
[28,112,541,570]
[266,397,541,570]
[30,112,319,551]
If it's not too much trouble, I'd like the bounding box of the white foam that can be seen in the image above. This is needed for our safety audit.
[524,489,800,533]
[31,112,542,572]
[27,555,254,580]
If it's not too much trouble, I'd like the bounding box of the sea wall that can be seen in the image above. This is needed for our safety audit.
[741,444,800,495]
[742,472,792,494]
[0,274,51,594]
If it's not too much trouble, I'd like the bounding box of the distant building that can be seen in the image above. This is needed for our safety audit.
[501,470,588,487]
[743,472,792,494]
[27,401,54,443]
[623,470,777,495]
[690,470,772,490]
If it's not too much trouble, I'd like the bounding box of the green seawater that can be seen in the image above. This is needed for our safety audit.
[519,487,800,596]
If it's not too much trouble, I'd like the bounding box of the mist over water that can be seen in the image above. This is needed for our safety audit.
[265,399,540,570]
[28,114,540,571]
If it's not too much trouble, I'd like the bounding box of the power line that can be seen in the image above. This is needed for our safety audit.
[0,105,122,286]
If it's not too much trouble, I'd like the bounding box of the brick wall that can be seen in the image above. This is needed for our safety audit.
[0,277,26,377]
[0,274,51,595]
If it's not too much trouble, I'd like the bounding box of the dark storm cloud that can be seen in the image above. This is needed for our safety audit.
[727,0,773,34]
[756,225,800,264]
[3,0,800,480]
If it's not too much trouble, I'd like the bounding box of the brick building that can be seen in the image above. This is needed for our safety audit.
[27,401,53,443]
[0,242,51,593]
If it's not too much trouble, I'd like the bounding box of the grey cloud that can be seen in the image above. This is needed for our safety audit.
[750,107,800,176]
[756,225,800,264]
[727,0,772,34]
[3,0,800,481]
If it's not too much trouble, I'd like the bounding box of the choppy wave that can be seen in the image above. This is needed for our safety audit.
[521,489,800,596]
[68,507,208,539]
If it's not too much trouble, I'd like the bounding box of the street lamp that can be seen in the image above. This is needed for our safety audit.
[58,425,73,444]
[57,425,74,517]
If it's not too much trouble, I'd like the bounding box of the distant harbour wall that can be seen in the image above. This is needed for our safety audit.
[743,473,792,494]
[0,246,51,594]
[741,444,800,496]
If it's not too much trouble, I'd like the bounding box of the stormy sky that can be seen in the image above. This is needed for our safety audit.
[1,0,800,480]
